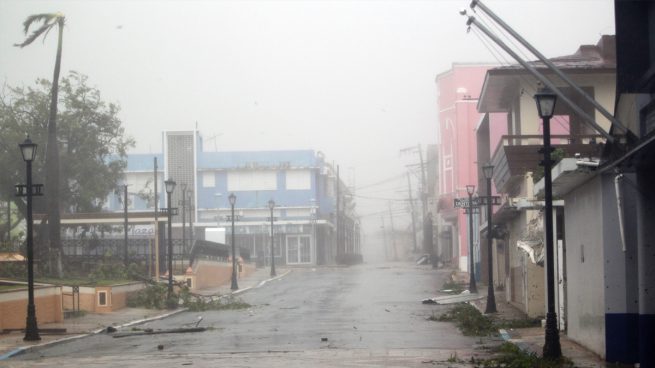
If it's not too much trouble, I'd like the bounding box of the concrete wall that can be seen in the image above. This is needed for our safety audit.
[502,176,545,317]
[61,283,145,314]
[189,259,256,291]
[0,285,63,330]
[564,176,606,357]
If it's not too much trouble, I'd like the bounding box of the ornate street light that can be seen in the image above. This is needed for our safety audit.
[466,184,478,294]
[181,183,187,262]
[164,178,176,308]
[229,193,239,290]
[534,87,562,359]
[18,137,41,341]
[483,163,497,313]
[268,199,276,277]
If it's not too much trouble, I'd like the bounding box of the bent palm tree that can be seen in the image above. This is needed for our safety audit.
[16,13,66,277]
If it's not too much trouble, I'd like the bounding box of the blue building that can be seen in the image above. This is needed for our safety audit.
[105,130,360,266]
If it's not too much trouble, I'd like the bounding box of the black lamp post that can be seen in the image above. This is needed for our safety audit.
[181,183,187,260]
[229,193,239,290]
[268,199,276,277]
[466,184,478,294]
[123,184,129,267]
[18,137,41,341]
[164,178,176,307]
[535,87,562,359]
[483,163,497,313]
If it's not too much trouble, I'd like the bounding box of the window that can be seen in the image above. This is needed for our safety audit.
[286,170,311,190]
[202,172,215,187]
[97,291,108,306]
[228,171,277,191]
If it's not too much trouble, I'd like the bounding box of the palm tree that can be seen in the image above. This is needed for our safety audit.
[15,13,66,277]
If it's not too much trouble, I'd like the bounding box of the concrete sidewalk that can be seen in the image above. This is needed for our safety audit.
[468,287,608,368]
[0,266,290,360]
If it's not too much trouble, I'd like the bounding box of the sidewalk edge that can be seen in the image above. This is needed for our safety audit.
[0,308,188,361]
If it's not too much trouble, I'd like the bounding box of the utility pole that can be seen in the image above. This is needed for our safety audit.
[381,216,388,261]
[407,173,418,253]
[154,157,159,279]
[388,201,398,261]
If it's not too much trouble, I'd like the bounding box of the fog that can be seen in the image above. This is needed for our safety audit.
[0,0,615,257]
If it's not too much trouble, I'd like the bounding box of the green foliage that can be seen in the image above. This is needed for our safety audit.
[480,342,574,368]
[184,294,251,312]
[0,72,134,219]
[429,303,543,337]
[127,283,170,310]
[433,303,496,336]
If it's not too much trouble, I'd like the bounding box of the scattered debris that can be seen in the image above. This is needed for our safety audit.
[415,254,429,265]
[113,327,206,338]
[421,292,483,305]
[384,308,390,312]
[194,316,203,327]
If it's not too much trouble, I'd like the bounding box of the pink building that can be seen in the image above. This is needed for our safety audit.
[435,63,498,273]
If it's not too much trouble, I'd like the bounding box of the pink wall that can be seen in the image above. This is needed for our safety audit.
[437,64,496,266]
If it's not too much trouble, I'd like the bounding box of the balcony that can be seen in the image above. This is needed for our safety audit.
[490,134,605,194]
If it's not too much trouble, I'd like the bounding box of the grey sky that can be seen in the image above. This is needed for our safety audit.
[0,0,615,230]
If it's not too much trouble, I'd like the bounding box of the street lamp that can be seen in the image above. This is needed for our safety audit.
[18,137,41,341]
[466,184,478,294]
[228,193,239,290]
[181,183,187,263]
[482,163,497,313]
[164,178,176,308]
[534,87,562,359]
[268,199,276,277]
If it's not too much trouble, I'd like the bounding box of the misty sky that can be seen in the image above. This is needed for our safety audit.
[0,0,615,240]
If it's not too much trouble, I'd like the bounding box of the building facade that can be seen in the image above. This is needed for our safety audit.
[105,131,361,267]
[435,63,498,274]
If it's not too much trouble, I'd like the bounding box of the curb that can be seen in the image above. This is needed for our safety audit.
[232,269,292,295]
[0,270,292,361]
[0,308,189,361]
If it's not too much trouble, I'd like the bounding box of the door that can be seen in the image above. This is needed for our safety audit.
[286,235,312,264]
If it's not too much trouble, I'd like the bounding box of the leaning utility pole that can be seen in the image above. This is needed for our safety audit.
[388,201,398,261]
[407,173,418,253]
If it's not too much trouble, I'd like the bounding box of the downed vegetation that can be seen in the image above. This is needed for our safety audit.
[127,284,251,311]
[478,342,574,368]
[429,303,541,336]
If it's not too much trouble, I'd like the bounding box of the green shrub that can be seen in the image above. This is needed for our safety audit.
[127,283,170,309]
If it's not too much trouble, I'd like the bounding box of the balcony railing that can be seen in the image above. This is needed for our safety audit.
[490,134,605,193]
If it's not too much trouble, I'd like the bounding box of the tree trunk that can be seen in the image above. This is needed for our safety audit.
[45,19,64,278]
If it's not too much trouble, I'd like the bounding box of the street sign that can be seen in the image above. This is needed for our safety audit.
[454,197,480,208]
[479,196,502,206]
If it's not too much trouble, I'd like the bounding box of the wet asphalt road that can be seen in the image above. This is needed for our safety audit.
[5,263,484,367]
